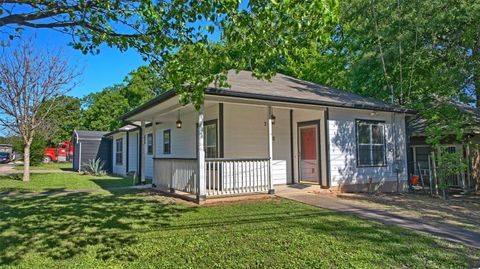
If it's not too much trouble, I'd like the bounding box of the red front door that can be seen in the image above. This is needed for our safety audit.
[299,125,319,183]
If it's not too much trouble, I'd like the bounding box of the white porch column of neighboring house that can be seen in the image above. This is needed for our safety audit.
[140,120,146,184]
[267,106,274,194]
[197,104,206,202]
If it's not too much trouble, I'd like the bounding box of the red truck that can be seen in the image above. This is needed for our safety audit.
[43,141,74,162]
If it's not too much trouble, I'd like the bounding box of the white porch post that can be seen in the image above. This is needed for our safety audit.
[140,120,146,184]
[268,106,274,194]
[152,119,157,158]
[197,104,206,202]
[152,119,157,186]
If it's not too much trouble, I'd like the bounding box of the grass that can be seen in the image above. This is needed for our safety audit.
[14,162,73,171]
[0,173,135,194]
[0,191,478,268]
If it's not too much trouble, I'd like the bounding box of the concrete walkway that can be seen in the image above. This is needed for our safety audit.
[275,184,480,249]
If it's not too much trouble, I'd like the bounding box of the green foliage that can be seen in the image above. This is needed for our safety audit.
[162,0,340,107]
[424,103,470,145]
[40,96,82,144]
[81,65,165,131]
[1,1,235,58]
[81,85,130,131]
[7,133,49,166]
[29,133,48,166]
[435,148,468,198]
[278,0,479,146]
[81,158,106,176]
[0,135,22,153]
[122,65,164,107]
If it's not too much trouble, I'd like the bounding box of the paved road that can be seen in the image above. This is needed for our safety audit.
[275,184,480,249]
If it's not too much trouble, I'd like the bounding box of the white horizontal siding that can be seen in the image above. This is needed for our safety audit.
[272,160,287,185]
[223,103,291,184]
[328,108,408,186]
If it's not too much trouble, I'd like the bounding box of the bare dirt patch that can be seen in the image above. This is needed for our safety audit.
[337,192,480,234]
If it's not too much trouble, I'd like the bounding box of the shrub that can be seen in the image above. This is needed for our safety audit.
[81,158,106,176]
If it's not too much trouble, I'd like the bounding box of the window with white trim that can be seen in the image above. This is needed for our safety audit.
[163,130,171,154]
[356,120,386,166]
[115,138,123,165]
[204,121,217,158]
[147,133,153,155]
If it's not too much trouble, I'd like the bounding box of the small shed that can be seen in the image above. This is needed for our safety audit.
[72,130,111,172]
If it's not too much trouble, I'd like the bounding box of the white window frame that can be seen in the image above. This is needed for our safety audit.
[147,133,153,155]
[356,120,386,167]
[115,138,123,165]
[163,130,171,154]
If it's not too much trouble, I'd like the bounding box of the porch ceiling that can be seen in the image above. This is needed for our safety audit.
[123,95,181,122]
[123,97,217,123]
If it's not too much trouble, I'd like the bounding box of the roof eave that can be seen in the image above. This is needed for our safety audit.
[119,90,177,121]
[205,88,414,114]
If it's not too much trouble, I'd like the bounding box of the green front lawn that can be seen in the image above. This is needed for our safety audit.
[0,173,134,194]
[0,192,478,268]
[14,162,73,171]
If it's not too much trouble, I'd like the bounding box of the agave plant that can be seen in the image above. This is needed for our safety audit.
[81,158,106,176]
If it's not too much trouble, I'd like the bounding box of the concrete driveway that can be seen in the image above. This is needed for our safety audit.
[0,163,16,175]
[275,184,480,249]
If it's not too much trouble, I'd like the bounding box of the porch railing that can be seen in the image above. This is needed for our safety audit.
[205,158,270,196]
[153,158,198,194]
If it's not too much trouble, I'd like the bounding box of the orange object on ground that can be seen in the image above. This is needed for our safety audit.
[411,175,419,186]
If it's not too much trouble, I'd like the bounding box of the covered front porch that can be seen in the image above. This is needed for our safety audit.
[123,93,329,203]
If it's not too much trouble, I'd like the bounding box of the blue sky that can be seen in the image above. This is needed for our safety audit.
[6,1,250,98]
[19,29,147,98]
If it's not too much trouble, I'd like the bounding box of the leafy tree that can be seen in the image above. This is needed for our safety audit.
[121,65,165,108]
[1,1,340,111]
[279,0,478,144]
[156,0,340,108]
[0,1,235,58]
[81,64,167,131]
[81,86,130,131]
[41,96,82,144]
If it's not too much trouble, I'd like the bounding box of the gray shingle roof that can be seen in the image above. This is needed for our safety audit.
[120,70,412,120]
[74,130,110,139]
[206,70,411,113]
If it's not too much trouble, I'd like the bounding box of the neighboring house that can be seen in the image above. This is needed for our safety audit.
[112,70,412,202]
[72,130,111,172]
[408,102,480,192]
[105,124,155,179]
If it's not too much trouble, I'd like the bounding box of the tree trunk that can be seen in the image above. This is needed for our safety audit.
[23,143,31,182]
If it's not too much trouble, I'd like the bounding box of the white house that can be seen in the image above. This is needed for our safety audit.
[112,70,412,202]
